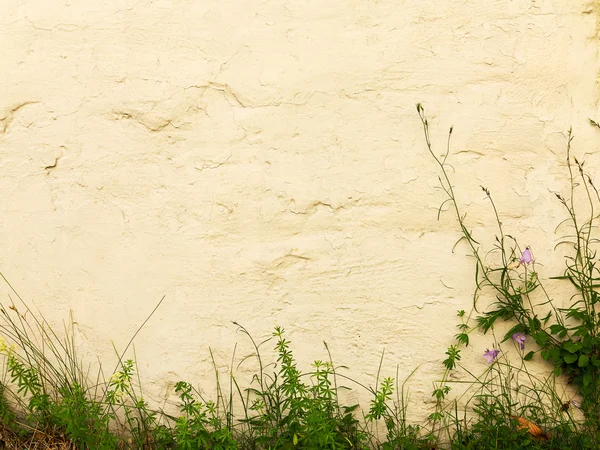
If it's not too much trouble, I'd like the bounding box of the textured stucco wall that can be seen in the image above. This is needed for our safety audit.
[1,0,599,418]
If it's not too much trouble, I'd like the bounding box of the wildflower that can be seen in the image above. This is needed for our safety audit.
[483,349,499,363]
[518,247,533,266]
[512,332,526,350]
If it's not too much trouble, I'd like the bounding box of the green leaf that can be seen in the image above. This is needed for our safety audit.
[455,333,469,346]
[564,353,578,364]
[578,354,589,368]
[541,310,552,324]
[563,353,578,364]
[523,351,534,361]
[540,349,550,360]
[553,366,563,377]
[534,331,548,346]
[549,324,565,335]
[563,341,583,353]
[584,373,592,387]
[528,317,541,332]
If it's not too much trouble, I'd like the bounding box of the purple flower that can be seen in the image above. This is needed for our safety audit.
[518,247,533,266]
[512,332,526,350]
[483,349,499,363]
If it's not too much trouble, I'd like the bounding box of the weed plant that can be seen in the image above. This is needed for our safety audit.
[418,103,600,448]
[0,283,429,449]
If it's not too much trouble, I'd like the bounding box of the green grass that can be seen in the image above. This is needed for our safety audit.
[0,289,593,449]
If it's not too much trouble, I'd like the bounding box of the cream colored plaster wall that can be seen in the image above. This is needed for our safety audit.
[1,0,600,418]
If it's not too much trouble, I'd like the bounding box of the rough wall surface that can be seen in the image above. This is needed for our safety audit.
[1,0,599,418]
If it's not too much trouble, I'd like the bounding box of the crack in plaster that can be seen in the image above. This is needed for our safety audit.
[25,18,87,32]
[289,200,356,215]
[194,152,233,172]
[110,111,174,132]
[45,147,65,173]
[0,101,40,134]
[380,299,445,312]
